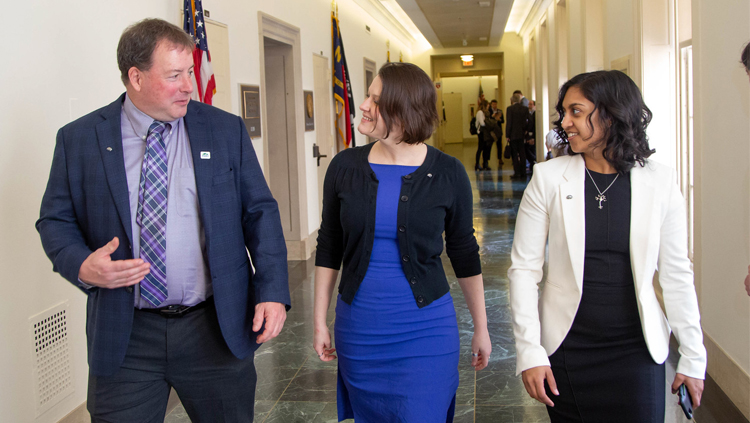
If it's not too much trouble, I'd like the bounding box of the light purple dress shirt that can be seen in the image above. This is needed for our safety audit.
[121,95,211,308]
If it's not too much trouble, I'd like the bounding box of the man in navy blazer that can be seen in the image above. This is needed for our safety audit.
[36,18,290,421]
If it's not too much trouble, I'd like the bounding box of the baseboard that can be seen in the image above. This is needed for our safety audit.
[58,389,181,423]
[704,332,750,419]
[285,229,318,261]
[58,402,88,423]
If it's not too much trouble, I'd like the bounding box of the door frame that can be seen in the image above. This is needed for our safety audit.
[363,58,377,144]
[258,12,311,260]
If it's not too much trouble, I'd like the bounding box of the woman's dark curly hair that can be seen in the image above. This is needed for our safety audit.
[376,62,438,144]
[740,42,750,72]
[552,70,655,174]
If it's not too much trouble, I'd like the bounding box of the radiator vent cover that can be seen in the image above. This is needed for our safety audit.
[30,301,73,416]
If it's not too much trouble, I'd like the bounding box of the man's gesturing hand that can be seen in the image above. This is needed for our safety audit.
[78,237,151,289]
[253,302,287,343]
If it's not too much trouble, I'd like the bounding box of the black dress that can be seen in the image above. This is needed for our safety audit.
[545,170,666,423]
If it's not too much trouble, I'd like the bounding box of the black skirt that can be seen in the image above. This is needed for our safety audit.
[545,170,665,423]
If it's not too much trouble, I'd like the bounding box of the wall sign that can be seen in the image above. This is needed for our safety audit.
[240,84,261,138]
[304,90,315,131]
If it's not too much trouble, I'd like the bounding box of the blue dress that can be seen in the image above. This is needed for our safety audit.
[335,163,460,422]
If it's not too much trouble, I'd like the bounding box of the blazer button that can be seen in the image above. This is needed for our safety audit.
[398,225,406,232]
[402,255,410,262]
[126,286,133,293]
[417,296,424,303]
[410,277,417,285]
[400,195,409,202]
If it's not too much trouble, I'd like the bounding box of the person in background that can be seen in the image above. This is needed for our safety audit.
[313,62,491,422]
[509,70,706,422]
[525,99,537,174]
[474,100,492,171]
[489,99,505,167]
[36,18,290,421]
[545,129,567,159]
[506,92,529,179]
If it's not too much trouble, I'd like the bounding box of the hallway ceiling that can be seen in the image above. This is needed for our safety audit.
[394,0,515,48]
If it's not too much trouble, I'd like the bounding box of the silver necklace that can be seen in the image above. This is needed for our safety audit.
[585,168,619,209]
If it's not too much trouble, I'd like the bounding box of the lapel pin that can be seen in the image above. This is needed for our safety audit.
[566,195,573,199]
[200,151,211,159]
[106,147,113,151]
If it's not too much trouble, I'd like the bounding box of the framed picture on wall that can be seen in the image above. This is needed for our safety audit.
[304,90,314,131]
[469,104,476,118]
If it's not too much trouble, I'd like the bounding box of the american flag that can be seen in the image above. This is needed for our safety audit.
[184,0,216,105]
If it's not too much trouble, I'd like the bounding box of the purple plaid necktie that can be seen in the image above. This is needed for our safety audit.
[137,121,170,306]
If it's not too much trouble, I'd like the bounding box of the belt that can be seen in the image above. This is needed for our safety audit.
[137,296,214,318]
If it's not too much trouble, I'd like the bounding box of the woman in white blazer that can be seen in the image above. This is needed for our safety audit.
[509,70,706,422]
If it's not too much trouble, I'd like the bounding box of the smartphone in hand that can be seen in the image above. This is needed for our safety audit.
[678,384,694,420]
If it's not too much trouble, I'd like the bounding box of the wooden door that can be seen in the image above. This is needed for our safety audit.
[443,92,463,144]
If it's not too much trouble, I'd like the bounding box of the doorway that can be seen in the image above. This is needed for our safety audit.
[264,37,299,242]
[313,54,334,211]
[442,93,463,144]
[259,13,311,260]
[364,58,377,144]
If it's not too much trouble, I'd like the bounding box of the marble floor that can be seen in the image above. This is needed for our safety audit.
[165,141,719,422]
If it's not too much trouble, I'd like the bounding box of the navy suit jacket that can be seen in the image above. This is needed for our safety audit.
[37,94,291,376]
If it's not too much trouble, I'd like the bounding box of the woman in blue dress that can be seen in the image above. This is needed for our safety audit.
[313,62,492,422]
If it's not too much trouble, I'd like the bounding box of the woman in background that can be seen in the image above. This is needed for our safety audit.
[474,100,491,171]
[313,62,491,422]
[509,70,706,422]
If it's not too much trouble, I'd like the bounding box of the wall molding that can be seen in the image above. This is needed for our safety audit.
[704,332,750,419]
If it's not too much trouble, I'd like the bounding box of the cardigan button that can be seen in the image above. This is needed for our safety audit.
[410,277,417,285]
[417,296,424,303]
[400,195,409,202]
[403,174,412,179]
[402,255,410,262]
[398,225,406,232]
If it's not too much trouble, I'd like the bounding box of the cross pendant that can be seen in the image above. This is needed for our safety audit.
[596,194,606,209]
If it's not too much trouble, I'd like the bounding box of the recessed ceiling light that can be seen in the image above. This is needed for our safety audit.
[479,1,491,7]
[479,37,488,41]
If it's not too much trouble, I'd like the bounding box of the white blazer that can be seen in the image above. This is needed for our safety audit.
[508,155,707,379]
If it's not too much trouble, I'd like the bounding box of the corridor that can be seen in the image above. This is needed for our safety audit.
[165,141,698,423]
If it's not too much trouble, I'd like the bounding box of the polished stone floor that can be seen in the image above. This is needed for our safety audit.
[166,141,711,422]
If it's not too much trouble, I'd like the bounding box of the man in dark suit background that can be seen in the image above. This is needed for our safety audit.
[525,99,537,174]
[36,18,290,422]
[506,92,529,179]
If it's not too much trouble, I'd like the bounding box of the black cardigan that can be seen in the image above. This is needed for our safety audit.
[315,142,482,308]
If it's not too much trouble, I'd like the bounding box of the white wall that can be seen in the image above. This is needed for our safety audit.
[0,0,414,421]
[693,0,750,416]
[441,76,499,139]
